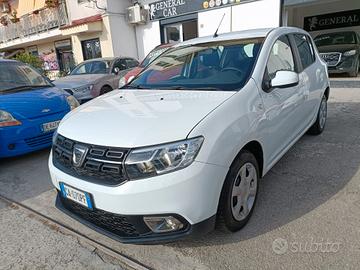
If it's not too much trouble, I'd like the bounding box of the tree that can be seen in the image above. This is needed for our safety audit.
[13,52,44,70]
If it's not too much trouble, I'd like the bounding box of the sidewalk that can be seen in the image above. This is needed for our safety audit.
[0,200,124,270]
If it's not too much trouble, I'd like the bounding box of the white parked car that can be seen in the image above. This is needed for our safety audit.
[49,27,330,243]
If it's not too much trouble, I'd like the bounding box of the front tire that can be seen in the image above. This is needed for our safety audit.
[100,85,113,95]
[308,94,327,135]
[217,151,259,232]
[349,59,359,77]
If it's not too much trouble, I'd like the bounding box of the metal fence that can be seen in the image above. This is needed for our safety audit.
[0,1,68,44]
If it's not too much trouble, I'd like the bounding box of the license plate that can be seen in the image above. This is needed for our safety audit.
[59,183,93,209]
[42,120,61,132]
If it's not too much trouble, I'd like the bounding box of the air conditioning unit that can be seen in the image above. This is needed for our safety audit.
[0,3,11,14]
[127,4,148,25]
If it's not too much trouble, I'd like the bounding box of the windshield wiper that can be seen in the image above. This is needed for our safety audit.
[159,86,222,91]
[122,84,150,89]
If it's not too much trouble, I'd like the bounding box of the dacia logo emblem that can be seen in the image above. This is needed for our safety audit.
[72,144,88,167]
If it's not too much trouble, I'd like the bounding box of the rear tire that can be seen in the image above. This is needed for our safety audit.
[307,94,327,135]
[217,150,259,232]
[100,85,113,95]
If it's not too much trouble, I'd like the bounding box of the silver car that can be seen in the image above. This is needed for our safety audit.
[54,57,139,103]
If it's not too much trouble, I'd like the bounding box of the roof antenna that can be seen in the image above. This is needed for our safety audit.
[213,13,225,38]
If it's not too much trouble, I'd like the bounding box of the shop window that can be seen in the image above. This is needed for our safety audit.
[28,46,38,57]
[81,38,102,61]
[161,16,198,44]
[55,40,75,74]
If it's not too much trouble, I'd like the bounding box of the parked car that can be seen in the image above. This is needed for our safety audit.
[314,31,360,77]
[54,57,139,103]
[0,59,79,158]
[49,27,330,243]
[119,44,172,87]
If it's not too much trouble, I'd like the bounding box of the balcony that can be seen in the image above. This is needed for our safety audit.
[0,1,68,45]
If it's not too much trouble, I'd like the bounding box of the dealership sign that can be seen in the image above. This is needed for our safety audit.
[148,0,244,21]
[304,9,360,32]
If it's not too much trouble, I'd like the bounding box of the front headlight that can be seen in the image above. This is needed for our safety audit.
[125,137,204,180]
[0,110,22,127]
[343,50,357,57]
[73,85,93,93]
[119,77,126,88]
[66,95,80,110]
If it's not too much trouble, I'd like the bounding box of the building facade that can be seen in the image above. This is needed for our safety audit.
[132,0,360,59]
[0,0,137,78]
[1,0,359,78]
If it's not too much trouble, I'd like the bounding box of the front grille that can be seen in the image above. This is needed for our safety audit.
[59,195,150,237]
[320,52,341,67]
[25,132,54,147]
[52,134,129,185]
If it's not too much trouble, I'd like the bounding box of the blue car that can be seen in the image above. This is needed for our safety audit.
[0,59,79,158]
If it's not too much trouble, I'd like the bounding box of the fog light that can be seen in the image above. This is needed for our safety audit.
[144,216,184,233]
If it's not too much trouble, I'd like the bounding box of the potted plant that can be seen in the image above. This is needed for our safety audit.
[45,0,59,8]
[10,11,19,23]
[0,15,8,26]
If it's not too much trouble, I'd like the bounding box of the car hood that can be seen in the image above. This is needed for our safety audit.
[58,89,235,147]
[54,74,107,88]
[317,44,358,54]
[124,67,143,80]
[0,87,69,120]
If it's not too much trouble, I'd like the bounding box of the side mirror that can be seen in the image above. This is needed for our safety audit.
[271,71,299,89]
[113,67,120,75]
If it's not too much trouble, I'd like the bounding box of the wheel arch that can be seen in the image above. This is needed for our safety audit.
[100,84,113,95]
[324,87,330,100]
[237,140,264,178]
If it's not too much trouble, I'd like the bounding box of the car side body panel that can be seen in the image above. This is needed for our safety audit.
[190,27,329,177]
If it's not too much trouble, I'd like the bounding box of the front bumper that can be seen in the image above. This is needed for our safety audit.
[49,154,227,243]
[0,112,67,158]
[56,193,216,244]
[327,54,358,74]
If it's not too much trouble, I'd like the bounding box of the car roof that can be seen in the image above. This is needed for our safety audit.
[177,28,273,47]
[82,57,136,63]
[176,27,308,47]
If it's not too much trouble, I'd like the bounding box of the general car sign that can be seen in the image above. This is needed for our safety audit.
[304,9,360,32]
[148,0,243,21]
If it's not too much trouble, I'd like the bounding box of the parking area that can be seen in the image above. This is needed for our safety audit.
[1,80,360,269]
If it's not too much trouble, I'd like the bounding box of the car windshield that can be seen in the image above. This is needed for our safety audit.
[0,61,52,92]
[140,46,171,68]
[314,32,357,47]
[128,38,263,92]
[71,60,111,75]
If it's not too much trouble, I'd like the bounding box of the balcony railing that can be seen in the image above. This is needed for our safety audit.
[0,1,68,44]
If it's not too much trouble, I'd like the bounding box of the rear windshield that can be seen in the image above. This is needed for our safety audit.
[0,62,52,92]
[128,38,264,92]
[314,32,357,47]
